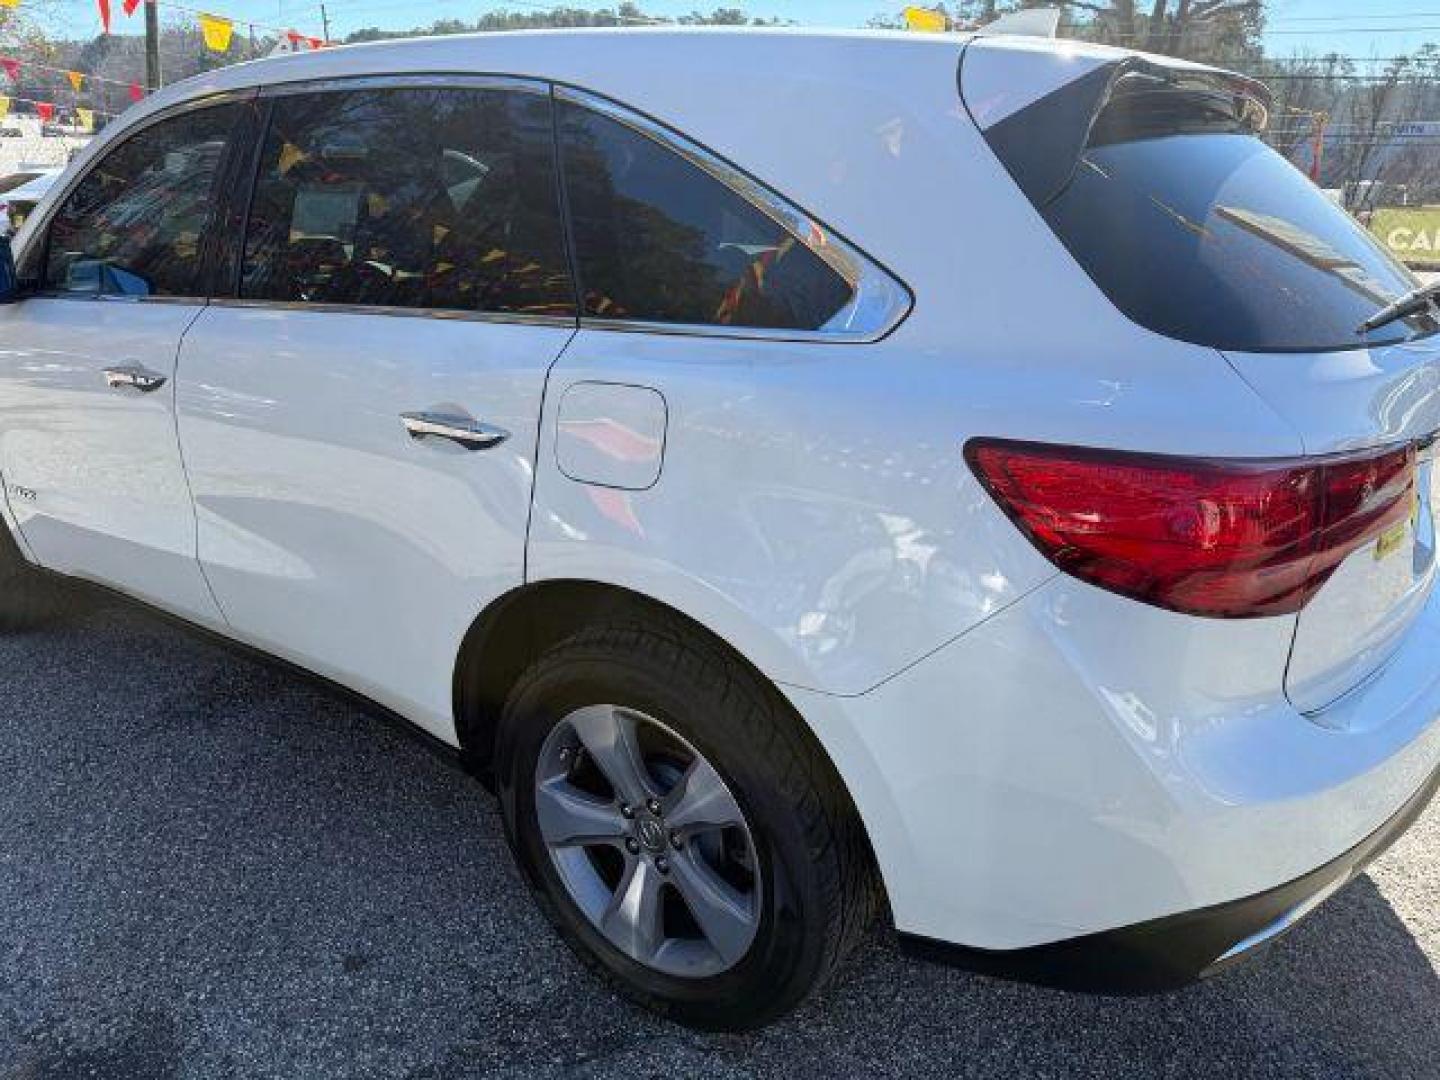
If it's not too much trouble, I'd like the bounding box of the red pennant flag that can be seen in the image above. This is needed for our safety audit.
[128,81,143,103]
[307,37,323,50]
[122,0,142,13]
[98,0,112,33]
[0,59,18,81]
[35,102,55,122]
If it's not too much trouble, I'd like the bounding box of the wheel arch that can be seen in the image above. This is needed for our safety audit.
[450,577,891,919]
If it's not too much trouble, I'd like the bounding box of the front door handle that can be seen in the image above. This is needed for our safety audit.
[401,411,510,451]
[103,364,167,393]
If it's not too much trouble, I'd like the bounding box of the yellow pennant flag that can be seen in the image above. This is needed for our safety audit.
[199,12,234,52]
[0,97,10,120]
[903,6,946,32]
[67,70,84,93]
[76,107,93,131]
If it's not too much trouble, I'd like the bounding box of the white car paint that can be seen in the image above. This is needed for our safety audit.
[174,306,575,740]
[0,28,1436,962]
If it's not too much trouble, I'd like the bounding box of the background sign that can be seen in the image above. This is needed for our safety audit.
[1371,206,1440,269]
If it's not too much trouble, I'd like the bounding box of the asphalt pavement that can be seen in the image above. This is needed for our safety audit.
[1,582,1439,1079]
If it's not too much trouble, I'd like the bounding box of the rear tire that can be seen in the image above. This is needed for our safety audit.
[495,619,874,1030]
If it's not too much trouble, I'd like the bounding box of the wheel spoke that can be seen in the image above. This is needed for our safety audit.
[567,705,656,807]
[668,847,757,967]
[535,778,626,848]
[599,857,666,964]
[663,756,743,835]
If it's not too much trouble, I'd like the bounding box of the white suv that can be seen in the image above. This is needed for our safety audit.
[0,28,1437,1030]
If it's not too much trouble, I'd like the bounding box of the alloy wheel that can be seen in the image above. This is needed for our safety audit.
[534,704,761,978]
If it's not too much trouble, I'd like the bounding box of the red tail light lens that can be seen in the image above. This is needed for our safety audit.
[966,439,1416,618]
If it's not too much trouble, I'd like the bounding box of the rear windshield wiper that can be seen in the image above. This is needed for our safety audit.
[1357,280,1440,335]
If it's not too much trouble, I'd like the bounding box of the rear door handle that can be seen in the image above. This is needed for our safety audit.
[401,411,509,451]
[103,364,167,393]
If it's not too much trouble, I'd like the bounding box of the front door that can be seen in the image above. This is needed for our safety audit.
[175,80,576,737]
[0,100,247,623]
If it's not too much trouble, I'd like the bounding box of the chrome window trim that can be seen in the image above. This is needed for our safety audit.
[256,73,550,98]
[25,292,208,306]
[210,297,577,328]
[553,83,913,344]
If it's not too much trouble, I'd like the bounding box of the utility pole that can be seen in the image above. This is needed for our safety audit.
[144,0,161,91]
[320,4,332,43]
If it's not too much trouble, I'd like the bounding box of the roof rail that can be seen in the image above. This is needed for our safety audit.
[976,7,1061,38]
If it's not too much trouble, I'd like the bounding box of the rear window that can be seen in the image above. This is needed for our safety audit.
[993,71,1438,353]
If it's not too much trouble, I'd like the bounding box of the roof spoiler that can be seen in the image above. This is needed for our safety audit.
[971,54,1272,206]
[976,7,1061,38]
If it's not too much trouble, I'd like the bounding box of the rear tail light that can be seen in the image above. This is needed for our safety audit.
[966,438,1416,618]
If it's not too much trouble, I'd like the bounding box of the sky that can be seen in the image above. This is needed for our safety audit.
[33,0,1440,61]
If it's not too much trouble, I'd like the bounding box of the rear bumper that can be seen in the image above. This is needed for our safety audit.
[897,755,1440,992]
[784,571,1440,952]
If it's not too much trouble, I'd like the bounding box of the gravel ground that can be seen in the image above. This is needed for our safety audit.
[1,584,1438,1080]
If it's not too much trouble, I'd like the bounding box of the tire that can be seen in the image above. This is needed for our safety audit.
[0,520,74,629]
[495,619,874,1030]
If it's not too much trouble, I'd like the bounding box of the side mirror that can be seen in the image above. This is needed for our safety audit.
[0,235,19,304]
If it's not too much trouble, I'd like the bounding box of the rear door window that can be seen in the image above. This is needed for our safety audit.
[240,86,574,318]
[555,99,853,331]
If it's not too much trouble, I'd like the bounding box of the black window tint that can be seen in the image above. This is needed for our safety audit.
[556,101,852,330]
[241,87,573,318]
[1042,132,1435,352]
[44,104,239,297]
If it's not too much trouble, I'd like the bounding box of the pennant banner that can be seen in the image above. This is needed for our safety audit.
[122,0,141,13]
[67,70,84,93]
[35,101,53,122]
[76,107,93,131]
[0,59,17,81]
[903,6,946,32]
[199,13,234,52]
[128,80,143,103]
[98,0,111,33]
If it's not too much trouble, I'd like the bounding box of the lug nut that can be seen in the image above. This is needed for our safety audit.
[646,799,662,816]
[619,803,635,819]
[669,831,684,850]
[625,837,640,855]
[654,857,669,874]
[558,746,573,763]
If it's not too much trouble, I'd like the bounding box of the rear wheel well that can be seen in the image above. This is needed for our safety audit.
[455,581,761,779]
[451,579,888,919]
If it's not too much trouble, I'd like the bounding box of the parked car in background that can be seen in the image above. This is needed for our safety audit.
[0,27,1436,1030]
[0,169,47,195]
[0,168,60,236]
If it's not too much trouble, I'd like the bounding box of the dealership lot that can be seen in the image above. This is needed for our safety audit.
[0,582,1437,1080]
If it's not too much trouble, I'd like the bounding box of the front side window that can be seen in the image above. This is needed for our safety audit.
[240,86,573,318]
[43,103,240,297]
[556,99,853,331]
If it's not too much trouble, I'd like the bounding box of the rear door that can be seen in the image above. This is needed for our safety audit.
[0,98,248,622]
[174,79,576,736]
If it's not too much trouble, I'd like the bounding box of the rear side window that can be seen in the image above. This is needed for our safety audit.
[988,71,1436,353]
[556,99,852,331]
[240,87,574,318]
[43,103,239,297]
